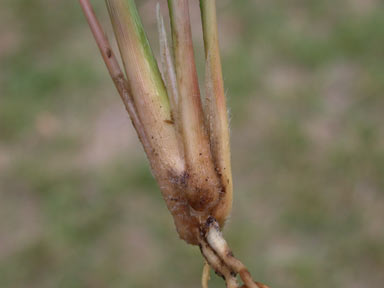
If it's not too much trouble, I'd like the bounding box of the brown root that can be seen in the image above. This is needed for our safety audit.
[199,217,269,288]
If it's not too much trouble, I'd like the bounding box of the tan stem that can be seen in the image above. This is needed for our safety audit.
[168,0,222,212]
[106,0,184,175]
[78,0,151,157]
[200,0,233,226]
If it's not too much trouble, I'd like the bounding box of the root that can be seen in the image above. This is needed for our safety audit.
[200,239,237,288]
[199,217,269,288]
[202,262,210,288]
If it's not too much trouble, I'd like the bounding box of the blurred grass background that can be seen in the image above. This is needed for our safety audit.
[1,0,384,287]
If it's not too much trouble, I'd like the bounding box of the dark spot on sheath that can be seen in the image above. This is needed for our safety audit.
[206,216,215,226]
[164,119,174,124]
[106,48,112,58]
[180,171,189,186]
[199,152,202,156]
[167,170,180,185]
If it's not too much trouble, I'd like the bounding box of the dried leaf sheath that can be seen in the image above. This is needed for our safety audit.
[167,0,222,212]
[200,0,233,225]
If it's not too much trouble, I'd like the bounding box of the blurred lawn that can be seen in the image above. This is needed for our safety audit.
[1,0,384,287]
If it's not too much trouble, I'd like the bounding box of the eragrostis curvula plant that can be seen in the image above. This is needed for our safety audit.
[79,0,269,287]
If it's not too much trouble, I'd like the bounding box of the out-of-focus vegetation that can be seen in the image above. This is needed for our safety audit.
[1,0,383,287]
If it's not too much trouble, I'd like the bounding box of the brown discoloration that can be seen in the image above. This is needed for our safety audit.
[106,47,112,58]
[161,170,200,245]
[179,171,189,186]
[186,185,218,211]
[164,119,174,124]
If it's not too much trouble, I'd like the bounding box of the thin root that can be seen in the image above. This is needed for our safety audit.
[200,239,238,288]
[199,217,269,288]
[202,261,211,288]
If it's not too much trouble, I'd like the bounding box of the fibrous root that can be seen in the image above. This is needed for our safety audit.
[199,217,269,288]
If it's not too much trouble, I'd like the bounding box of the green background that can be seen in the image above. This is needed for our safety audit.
[1,0,384,287]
